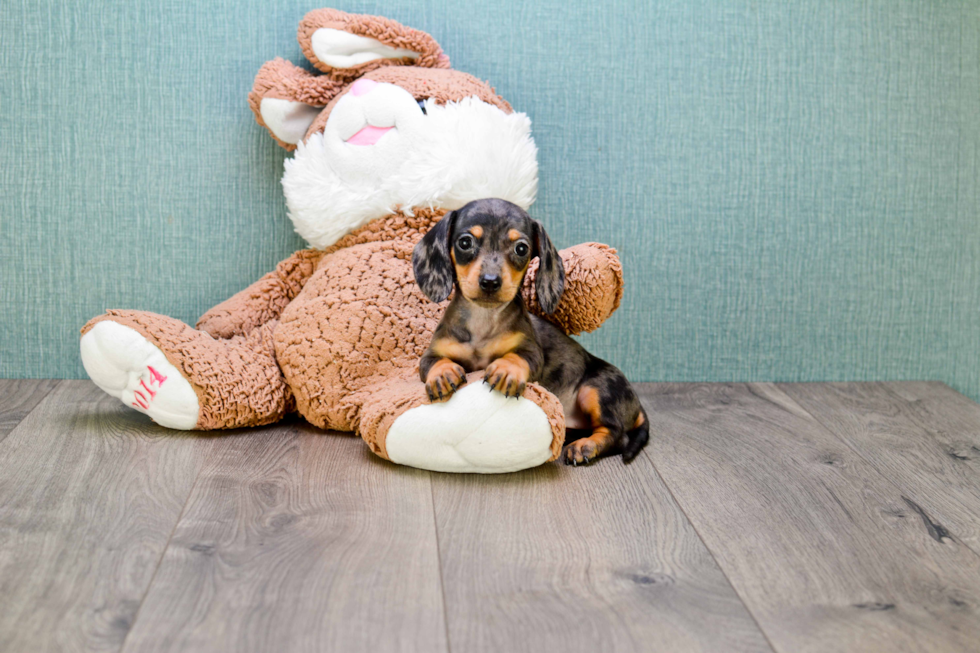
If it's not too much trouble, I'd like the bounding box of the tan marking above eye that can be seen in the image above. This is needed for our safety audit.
[470,226,483,238]
[508,229,522,241]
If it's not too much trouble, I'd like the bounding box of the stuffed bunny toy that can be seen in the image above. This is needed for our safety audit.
[79,8,624,473]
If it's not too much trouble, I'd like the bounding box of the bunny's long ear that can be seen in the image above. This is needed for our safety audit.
[250,58,348,150]
[413,211,459,303]
[298,9,449,75]
[532,220,566,314]
[251,10,450,150]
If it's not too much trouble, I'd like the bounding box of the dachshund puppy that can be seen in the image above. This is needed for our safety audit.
[412,198,649,465]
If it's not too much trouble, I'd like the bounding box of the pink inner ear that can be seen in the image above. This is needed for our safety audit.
[350,78,379,96]
[346,125,394,145]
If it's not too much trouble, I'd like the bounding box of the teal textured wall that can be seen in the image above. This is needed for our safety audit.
[2,1,979,400]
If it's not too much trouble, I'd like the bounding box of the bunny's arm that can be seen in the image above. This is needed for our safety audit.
[522,243,624,335]
[196,249,326,339]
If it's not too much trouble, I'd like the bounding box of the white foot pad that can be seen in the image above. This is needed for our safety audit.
[385,382,554,473]
[80,321,200,430]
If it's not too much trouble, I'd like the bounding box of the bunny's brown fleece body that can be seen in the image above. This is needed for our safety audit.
[414,199,649,465]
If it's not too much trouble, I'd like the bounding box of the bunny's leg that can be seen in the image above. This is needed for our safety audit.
[356,373,565,474]
[80,310,290,430]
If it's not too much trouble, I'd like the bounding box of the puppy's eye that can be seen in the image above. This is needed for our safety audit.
[416,99,427,115]
[514,242,529,257]
[457,235,474,251]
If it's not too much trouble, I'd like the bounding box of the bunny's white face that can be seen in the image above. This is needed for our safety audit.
[320,79,428,181]
[282,81,539,249]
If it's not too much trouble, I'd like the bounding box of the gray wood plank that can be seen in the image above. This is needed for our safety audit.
[781,381,980,551]
[121,422,448,653]
[0,378,59,442]
[638,382,980,653]
[430,450,774,652]
[0,380,213,653]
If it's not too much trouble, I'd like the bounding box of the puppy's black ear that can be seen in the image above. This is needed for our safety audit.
[413,210,458,303]
[532,220,565,314]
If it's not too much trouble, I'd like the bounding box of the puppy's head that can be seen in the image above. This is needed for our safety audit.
[412,198,565,313]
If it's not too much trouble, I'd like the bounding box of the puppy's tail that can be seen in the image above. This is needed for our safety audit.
[621,409,650,464]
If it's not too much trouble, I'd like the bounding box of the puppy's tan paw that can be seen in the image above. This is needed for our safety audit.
[563,439,600,466]
[484,354,529,398]
[425,359,466,402]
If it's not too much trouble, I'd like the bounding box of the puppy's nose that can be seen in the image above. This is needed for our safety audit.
[479,274,502,293]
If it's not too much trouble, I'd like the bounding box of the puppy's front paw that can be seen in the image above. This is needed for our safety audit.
[484,354,529,398]
[425,359,466,402]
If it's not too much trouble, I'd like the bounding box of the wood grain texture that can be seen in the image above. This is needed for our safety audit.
[120,422,448,653]
[0,378,59,442]
[638,383,980,653]
[0,380,213,653]
[430,452,773,653]
[781,382,980,551]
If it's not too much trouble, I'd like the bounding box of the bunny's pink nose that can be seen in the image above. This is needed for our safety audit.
[350,78,379,96]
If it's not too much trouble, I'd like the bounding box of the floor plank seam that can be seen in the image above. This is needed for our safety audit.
[429,474,454,653]
[0,379,61,445]
[115,447,210,653]
[781,386,980,562]
[638,447,780,653]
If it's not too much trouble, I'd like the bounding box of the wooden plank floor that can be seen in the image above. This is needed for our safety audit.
[1,380,979,652]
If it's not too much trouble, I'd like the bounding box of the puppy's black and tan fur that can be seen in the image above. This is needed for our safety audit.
[412,198,649,465]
